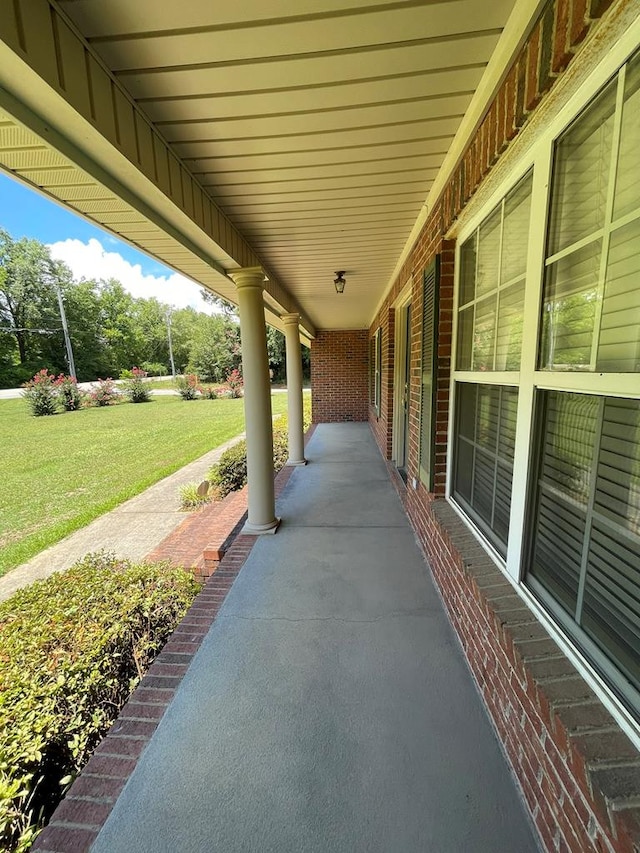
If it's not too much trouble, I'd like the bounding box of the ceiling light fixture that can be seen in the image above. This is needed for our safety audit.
[334,271,346,294]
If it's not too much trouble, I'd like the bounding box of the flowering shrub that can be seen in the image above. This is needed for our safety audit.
[175,374,200,400]
[225,368,243,398]
[122,367,151,404]
[199,385,216,400]
[90,378,119,407]
[55,374,83,412]
[21,370,59,417]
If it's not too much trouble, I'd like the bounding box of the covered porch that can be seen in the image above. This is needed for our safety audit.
[42,423,538,852]
[2,1,640,850]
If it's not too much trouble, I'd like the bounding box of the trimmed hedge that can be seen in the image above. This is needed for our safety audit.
[0,554,199,852]
[208,396,312,499]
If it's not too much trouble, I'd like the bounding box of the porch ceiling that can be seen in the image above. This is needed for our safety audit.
[1,0,530,331]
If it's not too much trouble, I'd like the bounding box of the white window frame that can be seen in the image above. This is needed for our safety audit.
[447,18,640,747]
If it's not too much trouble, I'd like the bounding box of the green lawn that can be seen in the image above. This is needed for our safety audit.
[0,393,289,576]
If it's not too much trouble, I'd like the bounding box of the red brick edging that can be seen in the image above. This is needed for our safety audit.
[33,426,317,853]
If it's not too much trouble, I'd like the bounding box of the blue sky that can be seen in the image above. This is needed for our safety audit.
[0,171,211,310]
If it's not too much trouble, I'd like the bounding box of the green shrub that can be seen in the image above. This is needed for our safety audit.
[200,385,221,400]
[21,370,58,417]
[90,378,119,407]
[207,395,312,499]
[225,369,243,398]
[179,481,216,510]
[122,367,152,404]
[56,375,83,412]
[272,425,289,471]
[175,374,200,400]
[206,395,312,500]
[209,440,248,498]
[0,553,199,852]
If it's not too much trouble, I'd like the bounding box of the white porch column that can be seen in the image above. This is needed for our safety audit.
[230,267,280,534]
[282,313,307,466]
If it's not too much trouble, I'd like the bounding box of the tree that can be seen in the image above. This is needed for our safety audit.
[97,279,146,374]
[170,307,200,373]
[58,279,112,380]
[266,326,286,382]
[0,229,72,384]
[199,288,237,317]
[186,314,242,382]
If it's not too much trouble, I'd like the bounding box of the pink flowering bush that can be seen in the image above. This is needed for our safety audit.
[175,374,201,400]
[122,367,151,403]
[21,369,59,417]
[55,374,83,412]
[225,368,243,398]
[90,378,119,407]
[200,385,219,400]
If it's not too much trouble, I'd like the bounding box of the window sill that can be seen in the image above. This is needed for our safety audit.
[427,499,640,851]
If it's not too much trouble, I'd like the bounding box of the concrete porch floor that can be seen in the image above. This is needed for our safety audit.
[91,423,539,853]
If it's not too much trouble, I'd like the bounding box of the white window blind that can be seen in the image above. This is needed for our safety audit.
[453,383,518,556]
[457,172,532,372]
[541,50,640,373]
[528,392,640,704]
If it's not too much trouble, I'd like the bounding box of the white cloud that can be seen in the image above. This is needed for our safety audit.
[48,237,218,313]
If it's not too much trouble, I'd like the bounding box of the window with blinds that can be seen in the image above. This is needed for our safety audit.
[453,383,518,556]
[457,171,532,372]
[419,258,439,489]
[527,392,640,708]
[540,49,640,373]
[449,42,640,721]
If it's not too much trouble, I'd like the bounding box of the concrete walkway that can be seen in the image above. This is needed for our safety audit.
[92,423,539,853]
[0,433,244,602]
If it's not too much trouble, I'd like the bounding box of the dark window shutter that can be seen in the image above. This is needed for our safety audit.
[369,336,375,406]
[419,257,440,489]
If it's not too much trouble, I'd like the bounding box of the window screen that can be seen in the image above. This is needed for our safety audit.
[453,383,518,556]
[457,171,532,372]
[528,391,640,706]
[541,50,640,373]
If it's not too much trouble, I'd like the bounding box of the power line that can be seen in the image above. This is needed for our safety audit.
[0,326,61,334]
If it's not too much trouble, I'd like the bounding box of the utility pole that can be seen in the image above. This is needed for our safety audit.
[166,310,176,377]
[54,282,76,379]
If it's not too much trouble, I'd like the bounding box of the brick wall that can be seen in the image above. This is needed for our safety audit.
[397,497,640,853]
[369,234,454,499]
[366,0,640,850]
[310,330,368,423]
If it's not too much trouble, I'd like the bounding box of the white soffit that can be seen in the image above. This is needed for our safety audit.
[0,1,536,331]
[55,0,517,330]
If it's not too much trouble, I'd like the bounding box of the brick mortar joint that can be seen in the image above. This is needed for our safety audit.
[423,498,640,847]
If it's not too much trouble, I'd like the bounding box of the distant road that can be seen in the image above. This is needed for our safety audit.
[0,379,292,400]
[0,376,176,400]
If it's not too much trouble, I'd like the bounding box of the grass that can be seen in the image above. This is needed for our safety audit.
[0,392,290,576]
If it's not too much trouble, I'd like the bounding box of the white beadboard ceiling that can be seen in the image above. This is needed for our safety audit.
[5,0,522,330]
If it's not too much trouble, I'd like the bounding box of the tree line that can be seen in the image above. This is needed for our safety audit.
[0,228,308,388]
